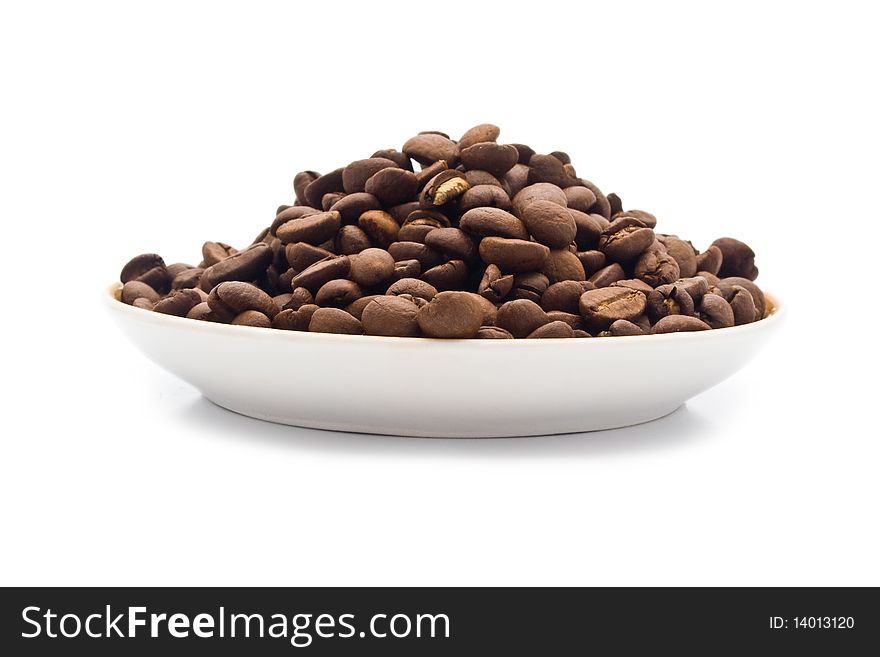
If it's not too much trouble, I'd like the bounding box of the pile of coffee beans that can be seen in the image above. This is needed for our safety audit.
[118,124,767,338]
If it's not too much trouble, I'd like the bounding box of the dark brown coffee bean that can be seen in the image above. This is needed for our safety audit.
[272,304,319,331]
[479,264,514,303]
[712,237,758,280]
[459,184,512,212]
[503,163,530,197]
[460,142,519,177]
[404,209,452,229]
[120,253,165,284]
[698,271,722,287]
[609,319,645,336]
[416,291,484,338]
[479,237,550,273]
[671,277,710,304]
[154,289,203,317]
[392,259,421,280]
[610,279,654,294]
[695,245,723,276]
[388,201,421,224]
[651,315,711,334]
[186,302,216,321]
[606,193,623,217]
[475,326,514,339]
[420,169,470,208]
[322,192,346,211]
[541,249,586,283]
[283,287,314,310]
[496,299,550,338]
[527,321,574,339]
[292,255,351,292]
[131,297,154,310]
[208,281,280,321]
[388,241,443,270]
[719,277,765,318]
[460,207,529,240]
[200,242,237,267]
[577,250,606,276]
[169,267,203,290]
[612,209,657,229]
[646,284,696,323]
[309,307,364,335]
[512,272,550,303]
[545,311,584,330]
[458,123,500,149]
[364,167,419,206]
[362,296,421,337]
[464,170,503,187]
[570,209,604,250]
[387,277,438,301]
[579,180,611,219]
[276,210,341,246]
[658,235,697,278]
[599,217,655,262]
[358,210,400,247]
[527,154,578,188]
[121,281,159,305]
[699,293,734,329]
[345,295,383,320]
[588,262,626,287]
[329,192,381,224]
[403,133,459,166]
[271,206,321,235]
[294,170,320,205]
[563,186,598,213]
[304,167,344,208]
[520,200,577,248]
[199,243,273,291]
[397,223,436,243]
[314,279,363,307]
[512,182,568,216]
[414,160,449,189]
[634,248,681,287]
[371,148,413,171]
[341,158,398,194]
[285,243,333,272]
[422,259,468,291]
[727,286,758,325]
[579,287,647,329]
[231,310,272,328]
[335,225,372,255]
[542,280,595,313]
[349,248,395,287]
[424,228,477,261]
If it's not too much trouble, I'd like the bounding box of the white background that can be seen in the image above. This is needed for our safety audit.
[1,1,878,586]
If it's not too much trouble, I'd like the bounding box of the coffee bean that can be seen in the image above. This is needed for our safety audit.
[719,277,765,317]
[599,217,655,262]
[120,253,166,284]
[231,310,272,328]
[349,248,395,287]
[634,248,681,287]
[660,235,697,278]
[272,304,319,331]
[304,167,344,208]
[397,223,436,243]
[414,160,449,188]
[588,262,626,287]
[201,242,238,267]
[577,250,607,276]
[285,242,333,272]
[322,192,345,211]
[727,286,758,325]
[475,326,514,339]
[388,201,421,224]
[464,170,503,188]
[608,319,645,336]
[420,170,471,208]
[610,279,654,294]
[479,237,550,273]
[512,272,550,303]
[294,170,320,205]
[121,280,160,305]
[527,321,574,339]
[579,287,647,329]
[362,296,421,337]
[271,206,320,235]
[613,209,657,229]
[712,237,759,280]
[199,243,273,291]
[496,299,550,338]
[392,259,421,280]
[387,241,443,271]
[699,293,735,329]
[403,133,459,166]
[292,255,351,292]
[336,225,372,255]
[527,154,578,188]
[208,281,280,321]
[422,259,468,291]
[315,279,363,307]
[460,142,519,177]
[545,311,584,330]
[503,163,530,197]
[563,186,598,213]
[277,210,342,245]
[520,200,577,248]
[695,245,723,276]
[541,249,586,283]
[512,182,568,216]
[607,193,623,217]
[309,307,363,335]
[404,209,452,229]
[458,123,500,149]
[329,192,381,224]
[460,207,529,240]
[478,264,514,302]
[386,278,438,301]
[459,184,512,212]
[650,315,711,334]
[342,158,399,194]
[154,289,203,317]
[364,167,419,206]
[570,209,604,250]
[416,291,484,338]
[171,267,204,290]
[358,210,400,247]
[371,148,413,171]
[345,295,383,320]
[542,280,595,313]
[186,302,215,321]
[580,180,611,219]
[646,284,696,323]
[672,276,710,304]
[424,228,477,261]
[283,287,314,310]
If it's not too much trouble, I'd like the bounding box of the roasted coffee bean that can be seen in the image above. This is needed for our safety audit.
[282,287,314,311]
[322,192,346,211]
[459,184,512,212]
[272,304,318,331]
[371,148,413,171]
[527,154,578,188]
[579,287,647,329]
[120,253,166,284]
[520,200,577,248]
[699,293,735,329]
[294,170,320,205]
[577,250,607,276]
[527,321,575,339]
[459,142,519,177]
[646,284,696,323]
[397,223,436,243]
[464,170,503,188]
[503,163,530,197]
[345,295,383,320]
[271,206,320,235]
[285,242,333,272]
[304,167,344,208]
[606,193,623,217]
[358,210,400,247]
[361,296,421,337]
[131,298,154,310]
[165,262,194,278]
[403,133,459,166]
[651,315,711,334]
[349,248,395,287]
[727,286,758,325]
[588,262,626,287]
[599,217,655,262]
[364,167,419,206]
[478,264,514,302]
[386,277,438,301]
[309,307,363,335]
[608,319,645,336]
[672,276,710,304]
[231,310,271,328]
[475,326,514,339]
[121,280,160,305]
[512,182,568,216]
[292,255,351,292]
[387,241,444,270]
[416,291,484,338]
[460,207,529,240]
[199,243,273,291]
[342,158,399,194]
[186,302,215,321]
[414,160,449,188]
[336,225,372,255]
[496,299,550,338]
[712,237,758,280]
[659,235,697,278]
[424,228,477,261]
[277,210,341,245]
[388,201,421,224]
[422,260,468,291]
[329,192,381,224]
[612,209,657,229]
[580,180,611,219]
[208,281,280,321]
[479,237,550,273]
[563,186,598,213]
[695,245,723,276]
[571,209,604,250]
[545,311,584,330]
[201,242,237,267]
[392,259,421,280]
[458,123,500,149]
[314,279,362,307]
[170,267,204,290]
[153,289,203,317]
[420,169,470,208]
[719,277,765,317]
[404,209,452,229]
[512,272,550,304]
[634,248,681,287]
[610,279,654,294]
[474,295,498,326]
[541,249,586,283]
[542,280,595,313]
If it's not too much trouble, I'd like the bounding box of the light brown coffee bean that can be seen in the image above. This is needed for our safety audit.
[651,315,711,334]
[348,248,395,287]
[416,291,484,338]
[361,296,421,337]
[386,277,438,301]
[277,210,342,245]
[579,287,647,329]
[309,307,364,334]
[358,210,400,247]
